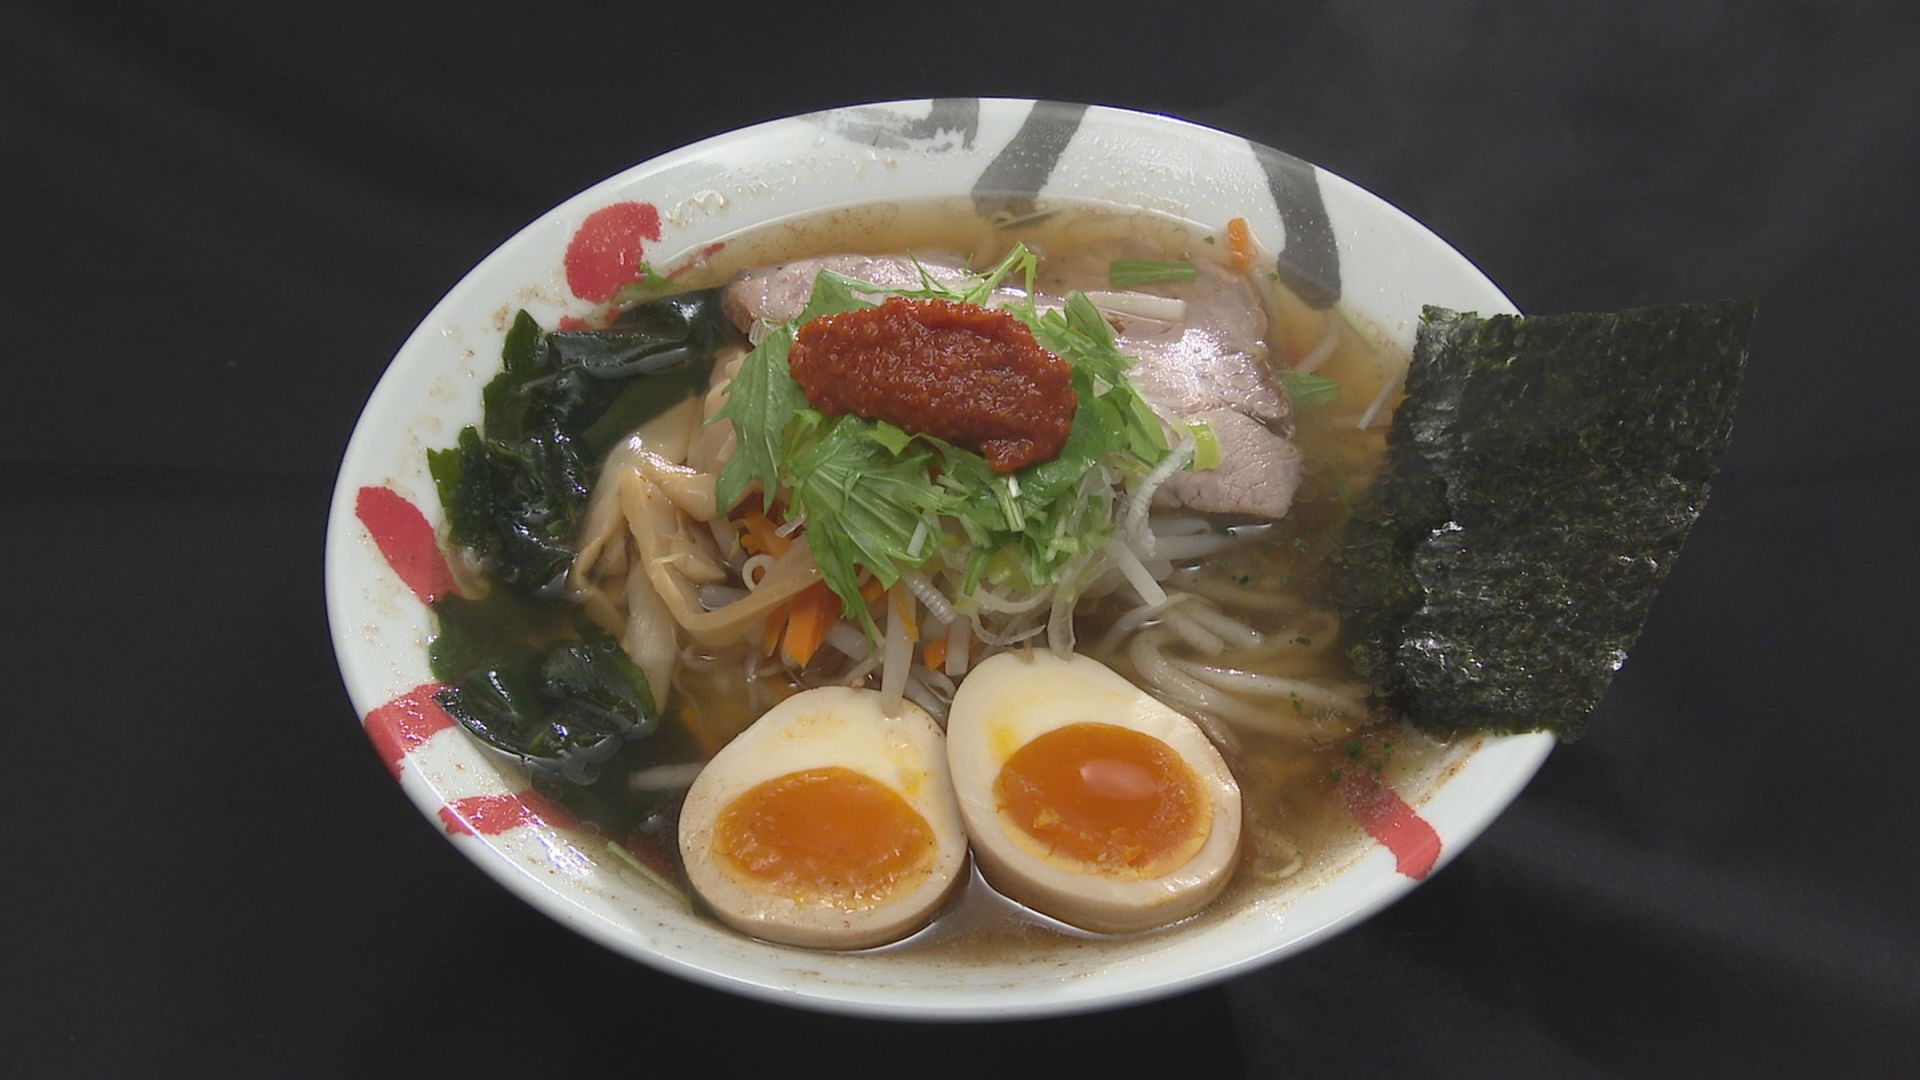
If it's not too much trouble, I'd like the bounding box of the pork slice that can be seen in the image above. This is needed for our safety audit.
[1047,248,1290,426]
[722,253,991,332]
[1158,409,1303,520]
[1045,246,1301,518]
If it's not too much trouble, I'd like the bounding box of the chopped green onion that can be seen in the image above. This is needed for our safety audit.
[1108,258,1198,287]
[1185,420,1222,470]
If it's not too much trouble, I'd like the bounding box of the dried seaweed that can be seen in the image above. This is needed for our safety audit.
[1338,301,1756,739]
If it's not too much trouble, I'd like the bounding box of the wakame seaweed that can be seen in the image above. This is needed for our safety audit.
[1337,301,1756,739]
[427,592,658,783]
[427,290,724,592]
[424,290,725,777]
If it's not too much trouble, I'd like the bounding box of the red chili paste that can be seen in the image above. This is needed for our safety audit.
[788,297,1076,472]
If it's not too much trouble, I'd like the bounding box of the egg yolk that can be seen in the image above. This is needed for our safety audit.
[993,722,1210,877]
[714,766,936,907]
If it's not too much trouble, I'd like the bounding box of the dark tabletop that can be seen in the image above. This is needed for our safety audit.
[8,1,1916,1075]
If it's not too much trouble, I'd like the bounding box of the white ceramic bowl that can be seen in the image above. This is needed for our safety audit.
[325,99,1553,1019]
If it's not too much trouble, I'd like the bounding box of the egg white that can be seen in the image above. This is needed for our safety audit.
[677,686,967,949]
[945,651,1243,934]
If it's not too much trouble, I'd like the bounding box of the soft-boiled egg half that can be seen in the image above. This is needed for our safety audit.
[946,651,1243,933]
[677,686,967,949]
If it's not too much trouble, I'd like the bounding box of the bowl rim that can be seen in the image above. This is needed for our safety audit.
[325,96,1554,1020]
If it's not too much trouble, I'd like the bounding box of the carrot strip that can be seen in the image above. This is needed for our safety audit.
[891,585,920,643]
[1226,217,1253,273]
[739,512,790,557]
[761,604,787,657]
[923,635,948,671]
[781,582,836,667]
[859,576,886,604]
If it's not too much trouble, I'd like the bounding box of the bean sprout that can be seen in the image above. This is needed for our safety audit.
[824,621,869,661]
[1123,435,1195,556]
[880,586,913,715]
[1105,538,1168,606]
[741,553,776,590]
[900,570,957,625]
[944,618,971,677]
[1358,368,1402,430]
[628,763,705,791]
[1292,316,1340,375]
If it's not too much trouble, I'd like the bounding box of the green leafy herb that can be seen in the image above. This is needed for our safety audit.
[1336,301,1756,739]
[862,420,914,456]
[1027,291,1170,465]
[795,270,887,326]
[1280,371,1342,410]
[787,416,952,633]
[712,325,805,513]
[1108,258,1197,287]
[888,245,1038,307]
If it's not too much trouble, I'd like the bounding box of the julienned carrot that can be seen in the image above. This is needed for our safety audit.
[891,585,919,643]
[1226,217,1252,273]
[739,512,790,557]
[858,576,886,604]
[761,604,787,657]
[922,635,948,671]
[781,581,837,667]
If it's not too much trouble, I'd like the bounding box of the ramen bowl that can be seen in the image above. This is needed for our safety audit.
[324,98,1553,1019]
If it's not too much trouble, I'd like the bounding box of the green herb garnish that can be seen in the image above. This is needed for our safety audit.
[711,324,805,514]
[611,261,671,304]
[1280,370,1342,410]
[1108,258,1197,287]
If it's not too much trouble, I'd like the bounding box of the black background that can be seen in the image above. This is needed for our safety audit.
[7,1,1917,1075]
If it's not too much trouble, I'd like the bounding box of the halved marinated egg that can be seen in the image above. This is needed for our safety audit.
[677,686,967,949]
[945,651,1242,933]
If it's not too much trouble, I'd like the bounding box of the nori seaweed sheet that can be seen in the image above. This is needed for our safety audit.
[1336,301,1756,740]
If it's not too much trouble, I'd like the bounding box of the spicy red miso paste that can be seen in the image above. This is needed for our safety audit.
[787,296,1076,472]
